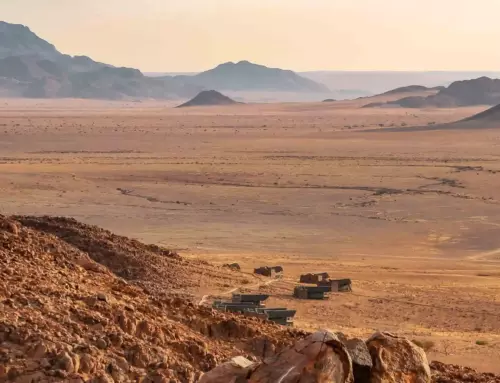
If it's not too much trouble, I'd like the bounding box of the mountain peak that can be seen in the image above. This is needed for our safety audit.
[0,20,60,59]
[193,60,329,93]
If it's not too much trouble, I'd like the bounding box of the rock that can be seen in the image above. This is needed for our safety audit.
[27,341,48,358]
[89,374,114,383]
[345,338,372,383]
[199,356,255,383]
[202,331,353,382]
[107,361,127,382]
[249,330,353,382]
[56,351,75,373]
[0,220,19,235]
[14,371,47,383]
[97,293,108,302]
[7,367,20,381]
[0,365,8,379]
[367,332,431,383]
[79,354,97,374]
[96,337,108,350]
[251,338,276,358]
[54,369,69,379]
[335,332,349,344]
[114,356,130,372]
[127,344,152,368]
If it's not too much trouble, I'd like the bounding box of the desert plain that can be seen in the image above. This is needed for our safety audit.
[1,95,500,372]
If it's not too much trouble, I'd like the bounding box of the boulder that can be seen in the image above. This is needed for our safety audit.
[201,331,353,382]
[199,356,255,383]
[366,332,431,383]
[345,338,372,383]
[249,330,353,382]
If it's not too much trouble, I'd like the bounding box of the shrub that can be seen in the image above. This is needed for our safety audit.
[412,339,436,352]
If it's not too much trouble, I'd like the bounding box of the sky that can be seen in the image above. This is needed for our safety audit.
[2,0,500,72]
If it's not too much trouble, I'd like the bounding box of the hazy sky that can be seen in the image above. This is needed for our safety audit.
[2,0,500,72]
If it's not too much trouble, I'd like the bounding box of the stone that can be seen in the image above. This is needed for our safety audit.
[97,293,108,302]
[89,374,114,383]
[114,356,130,372]
[199,356,255,383]
[14,372,47,383]
[366,332,431,383]
[201,331,353,382]
[249,331,353,382]
[56,351,75,373]
[27,341,48,358]
[96,338,108,350]
[345,338,372,383]
[0,365,8,379]
[7,367,20,381]
[79,354,97,374]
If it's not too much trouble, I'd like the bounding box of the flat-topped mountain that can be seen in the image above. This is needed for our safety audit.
[177,60,330,93]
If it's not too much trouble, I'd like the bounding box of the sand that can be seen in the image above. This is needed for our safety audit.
[1,96,499,372]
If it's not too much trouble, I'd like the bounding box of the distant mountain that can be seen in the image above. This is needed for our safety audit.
[0,21,60,59]
[382,85,444,95]
[0,21,201,99]
[176,61,330,93]
[176,90,239,108]
[301,71,500,97]
[366,77,500,109]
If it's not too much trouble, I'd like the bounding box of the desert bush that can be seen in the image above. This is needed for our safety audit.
[476,340,488,346]
[412,339,436,352]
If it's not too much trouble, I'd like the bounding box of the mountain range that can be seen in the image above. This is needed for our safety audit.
[364,77,500,108]
[0,21,328,100]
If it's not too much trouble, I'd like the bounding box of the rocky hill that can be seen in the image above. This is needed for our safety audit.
[177,90,239,108]
[366,77,500,108]
[1,214,499,382]
[0,215,302,382]
[0,21,201,99]
[176,61,330,93]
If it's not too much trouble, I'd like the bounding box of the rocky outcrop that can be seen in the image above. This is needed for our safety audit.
[367,332,431,383]
[0,214,303,382]
[200,330,353,382]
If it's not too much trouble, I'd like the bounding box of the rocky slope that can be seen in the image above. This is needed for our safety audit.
[1,214,499,382]
[0,215,303,382]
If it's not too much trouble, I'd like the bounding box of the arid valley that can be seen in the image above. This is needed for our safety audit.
[2,94,500,374]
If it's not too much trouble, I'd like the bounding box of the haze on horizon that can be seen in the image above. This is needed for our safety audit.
[2,0,500,73]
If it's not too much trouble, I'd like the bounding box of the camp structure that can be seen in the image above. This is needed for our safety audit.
[244,308,297,326]
[293,285,330,300]
[232,294,269,305]
[213,295,296,326]
[317,278,352,292]
[299,272,329,284]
